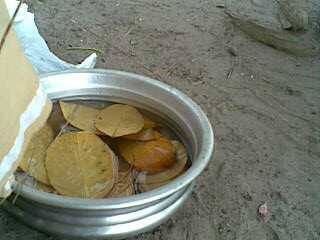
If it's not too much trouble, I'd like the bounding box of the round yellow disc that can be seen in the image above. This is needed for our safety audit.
[95,104,144,137]
[46,132,118,198]
[60,101,101,134]
[19,124,55,185]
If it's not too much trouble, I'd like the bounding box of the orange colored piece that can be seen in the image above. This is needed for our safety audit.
[137,140,188,184]
[118,138,175,173]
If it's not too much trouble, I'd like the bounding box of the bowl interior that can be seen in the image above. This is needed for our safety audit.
[14,69,214,210]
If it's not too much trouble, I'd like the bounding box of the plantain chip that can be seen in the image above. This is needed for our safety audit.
[117,137,175,173]
[19,124,54,185]
[60,101,102,134]
[46,132,118,198]
[95,104,144,137]
[122,128,161,141]
[137,140,187,184]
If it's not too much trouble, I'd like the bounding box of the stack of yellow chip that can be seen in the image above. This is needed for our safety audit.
[17,101,189,198]
[46,132,118,198]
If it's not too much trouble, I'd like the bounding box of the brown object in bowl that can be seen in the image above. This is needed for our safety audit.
[137,140,188,184]
[95,104,144,137]
[19,124,54,185]
[46,132,118,198]
[117,137,176,173]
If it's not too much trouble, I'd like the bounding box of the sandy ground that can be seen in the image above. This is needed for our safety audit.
[1,0,320,239]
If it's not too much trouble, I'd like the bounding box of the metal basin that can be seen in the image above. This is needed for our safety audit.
[4,69,214,239]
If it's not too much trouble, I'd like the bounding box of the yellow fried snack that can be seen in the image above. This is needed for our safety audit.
[95,104,144,137]
[117,137,175,173]
[19,124,54,185]
[107,171,134,198]
[137,140,187,184]
[122,128,160,141]
[46,132,118,198]
[60,101,101,134]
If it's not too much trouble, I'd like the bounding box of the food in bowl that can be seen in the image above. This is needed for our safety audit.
[16,101,190,199]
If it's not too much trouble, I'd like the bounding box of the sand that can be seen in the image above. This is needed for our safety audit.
[1,0,319,239]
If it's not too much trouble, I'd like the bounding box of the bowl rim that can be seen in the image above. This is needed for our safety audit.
[15,69,214,210]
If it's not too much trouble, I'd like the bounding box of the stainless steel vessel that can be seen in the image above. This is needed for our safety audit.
[4,69,214,239]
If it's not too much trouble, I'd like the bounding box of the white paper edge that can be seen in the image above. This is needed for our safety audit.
[0,83,48,197]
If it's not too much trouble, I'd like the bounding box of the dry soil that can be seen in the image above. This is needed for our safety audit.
[0,0,319,239]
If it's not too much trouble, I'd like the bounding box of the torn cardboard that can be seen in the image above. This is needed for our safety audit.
[0,0,52,198]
